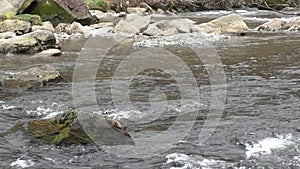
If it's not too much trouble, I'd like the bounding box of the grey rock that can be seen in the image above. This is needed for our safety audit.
[0,19,31,35]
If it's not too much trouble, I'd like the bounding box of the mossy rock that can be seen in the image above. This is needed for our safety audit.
[9,109,133,146]
[12,14,42,25]
[85,0,108,11]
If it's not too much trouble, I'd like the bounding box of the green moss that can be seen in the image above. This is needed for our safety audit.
[51,127,70,144]
[85,0,108,11]
[23,0,74,26]
[12,14,42,25]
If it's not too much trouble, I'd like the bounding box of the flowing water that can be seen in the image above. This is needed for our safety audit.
[0,10,300,168]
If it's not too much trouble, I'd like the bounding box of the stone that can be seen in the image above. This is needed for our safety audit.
[127,7,147,15]
[287,17,300,31]
[12,14,42,25]
[0,0,17,19]
[154,18,195,33]
[143,24,163,36]
[161,27,179,36]
[256,18,286,31]
[125,13,142,22]
[0,19,31,35]
[68,22,94,37]
[0,32,16,39]
[9,109,133,146]
[32,48,61,57]
[0,30,56,54]
[11,0,96,25]
[157,8,164,14]
[2,64,63,89]
[195,14,249,34]
[31,21,55,32]
[90,22,113,29]
[113,19,139,34]
[129,15,151,33]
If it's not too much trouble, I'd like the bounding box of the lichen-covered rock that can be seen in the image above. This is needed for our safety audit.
[12,0,96,25]
[2,64,63,89]
[0,19,31,35]
[194,14,249,34]
[9,109,133,146]
[0,0,17,19]
[0,30,56,54]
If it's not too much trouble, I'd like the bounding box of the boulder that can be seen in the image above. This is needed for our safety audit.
[31,21,55,32]
[12,14,42,25]
[129,15,151,32]
[9,109,133,146]
[11,0,96,25]
[0,30,56,54]
[2,64,63,89]
[55,22,94,38]
[154,18,196,33]
[256,18,286,31]
[125,13,142,22]
[0,0,17,19]
[143,24,163,36]
[286,17,300,31]
[0,32,16,39]
[127,7,147,15]
[0,19,31,35]
[161,27,179,36]
[113,19,139,34]
[195,14,249,34]
[32,48,61,57]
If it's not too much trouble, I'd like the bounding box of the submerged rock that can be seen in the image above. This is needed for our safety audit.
[2,64,63,89]
[194,14,249,34]
[0,30,56,54]
[9,109,133,146]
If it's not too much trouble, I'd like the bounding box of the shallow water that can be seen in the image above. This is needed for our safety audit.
[0,10,300,168]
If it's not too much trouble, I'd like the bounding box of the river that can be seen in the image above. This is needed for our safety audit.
[0,10,300,168]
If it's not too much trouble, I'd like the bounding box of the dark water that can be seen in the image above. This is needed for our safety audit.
[0,11,300,168]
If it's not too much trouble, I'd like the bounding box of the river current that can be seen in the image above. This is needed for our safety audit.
[0,10,299,168]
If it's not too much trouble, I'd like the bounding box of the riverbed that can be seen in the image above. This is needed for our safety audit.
[0,10,300,168]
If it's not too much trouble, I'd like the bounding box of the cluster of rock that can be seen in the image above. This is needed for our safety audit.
[256,16,300,32]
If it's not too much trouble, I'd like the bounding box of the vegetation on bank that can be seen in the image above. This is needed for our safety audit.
[84,0,300,12]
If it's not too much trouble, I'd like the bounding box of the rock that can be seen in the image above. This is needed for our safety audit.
[12,14,42,25]
[143,24,163,36]
[195,14,249,34]
[154,18,195,33]
[9,109,133,146]
[55,23,71,34]
[256,18,286,31]
[286,17,300,31]
[55,22,94,38]
[0,19,31,35]
[129,15,151,32]
[127,7,147,15]
[161,27,179,36]
[113,19,139,34]
[157,8,164,14]
[0,32,16,39]
[90,22,113,29]
[32,48,61,57]
[0,0,17,19]
[125,13,142,22]
[0,30,56,54]
[31,21,55,32]
[13,0,96,25]
[2,64,63,89]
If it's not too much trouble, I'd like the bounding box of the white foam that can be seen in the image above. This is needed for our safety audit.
[2,104,16,110]
[246,134,295,158]
[243,17,272,22]
[10,158,35,168]
[165,153,227,169]
[105,109,143,120]
[43,111,63,119]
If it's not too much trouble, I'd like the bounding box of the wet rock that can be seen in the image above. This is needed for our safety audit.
[9,109,133,146]
[2,64,63,89]
[0,19,31,35]
[256,17,300,32]
[0,32,16,39]
[113,19,139,34]
[0,30,56,54]
[194,14,249,34]
[14,0,96,25]
[127,7,147,15]
[32,48,61,57]
[31,21,55,32]
[0,0,17,19]
[256,18,286,31]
